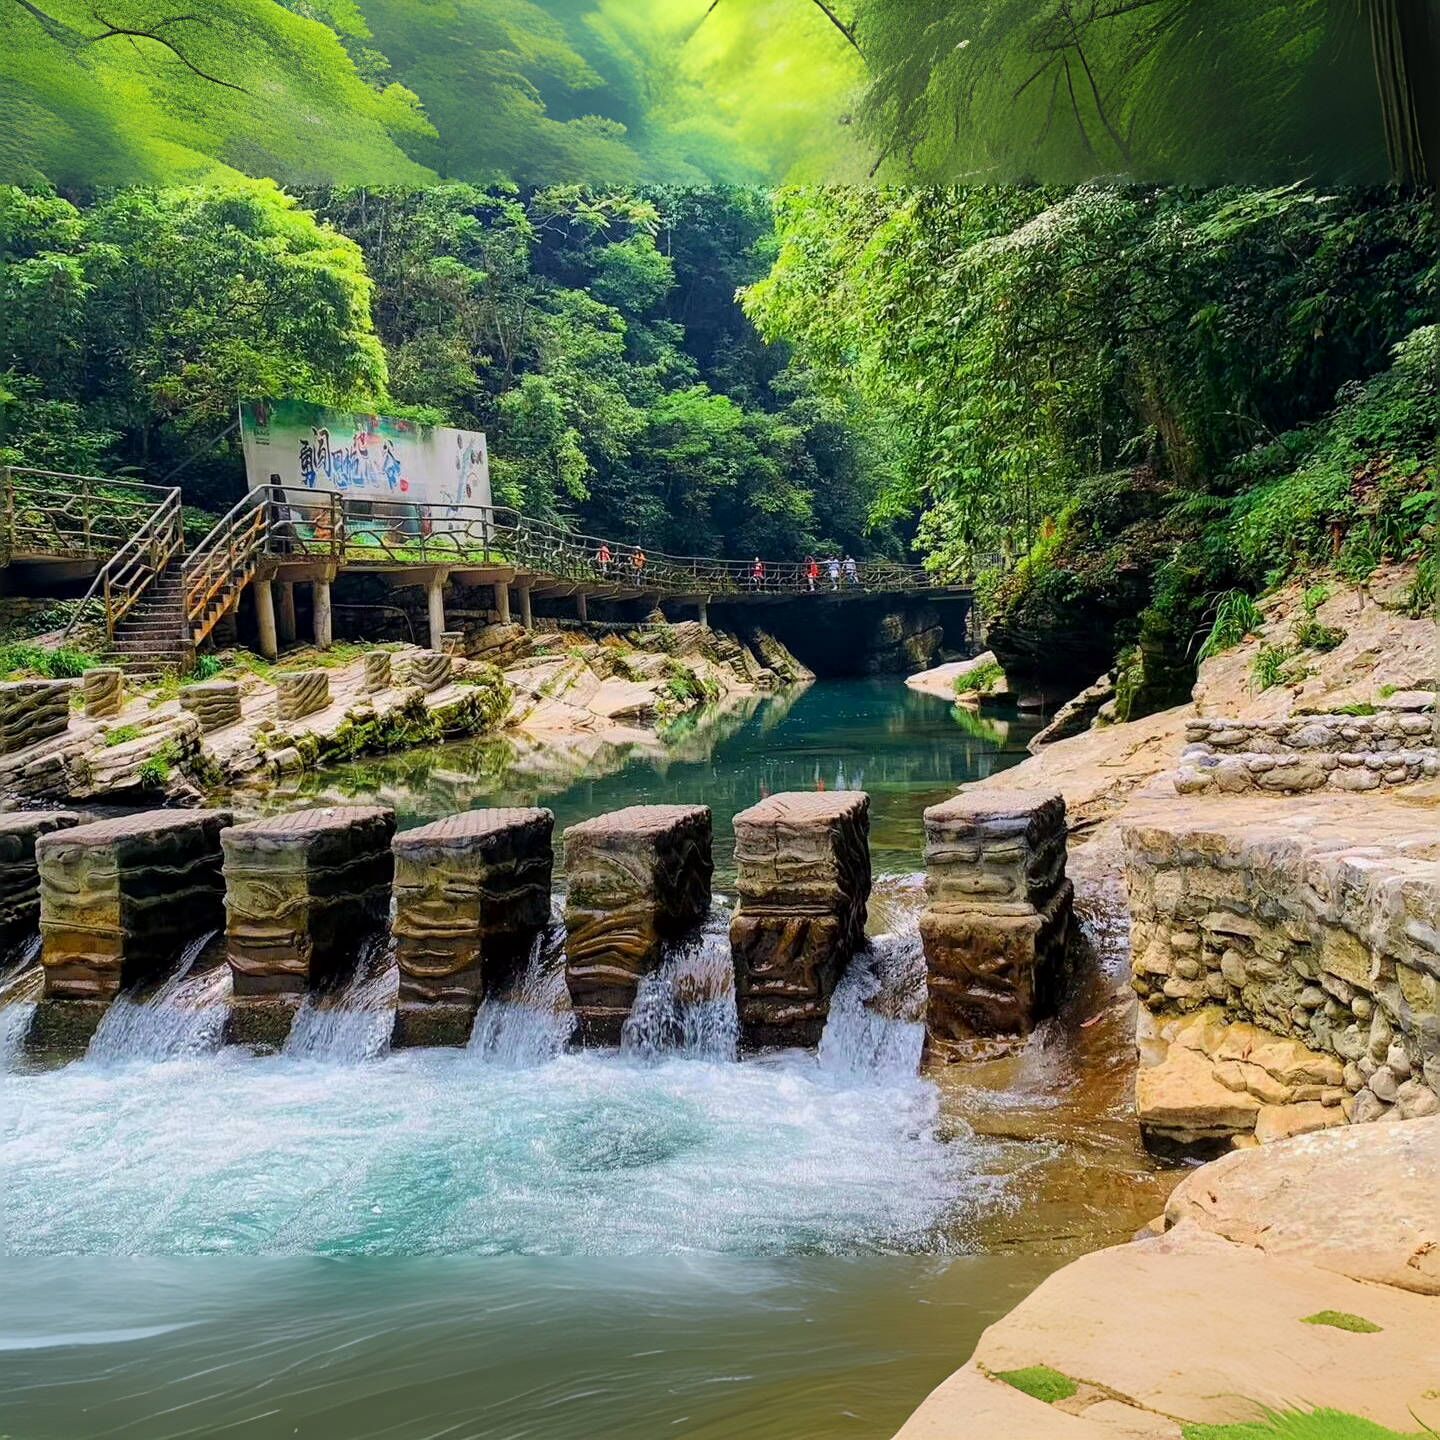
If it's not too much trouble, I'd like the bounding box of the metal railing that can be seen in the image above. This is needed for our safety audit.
[1,467,177,563]
[60,486,184,643]
[259,488,949,597]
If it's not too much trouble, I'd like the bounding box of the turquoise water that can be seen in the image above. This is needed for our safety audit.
[0,679,1062,1438]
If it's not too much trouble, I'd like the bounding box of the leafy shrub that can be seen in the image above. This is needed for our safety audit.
[1293,618,1345,652]
[1196,590,1264,661]
[1301,584,1331,616]
[954,659,1004,695]
[1252,643,1298,691]
[0,643,98,679]
[189,654,223,681]
[104,724,142,746]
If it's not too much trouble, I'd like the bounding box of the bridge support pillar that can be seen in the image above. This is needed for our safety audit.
[313,579,333,650]
[276,582,297,647]
[426,571,448,652]
[494,582,511,626]
[697,598,709,630]
[254,578,278,661]
[518,582,533,631]
[576,592,588,623]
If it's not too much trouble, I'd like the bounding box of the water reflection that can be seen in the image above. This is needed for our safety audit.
[238,679,1037,881]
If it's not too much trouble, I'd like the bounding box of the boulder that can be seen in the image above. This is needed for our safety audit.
[0,680,71,755]
[1027,673,1114,753]
[37,809,232,1000]
[564,804,713,1044]
[392,807,554,1046]
[920,790,1071,1053]
[730,791,870,1047]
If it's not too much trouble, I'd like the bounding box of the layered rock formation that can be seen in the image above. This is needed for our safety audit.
[80,667,123,719]
[1124,795,1440,1153]
[179,679,241,732]
[273,669,330,723]
[37,809,231,1000]
[0,680,71,755]
[0,810,79,949]
[730,791,870,1047]
[363,650,392,692]
[920,791,1072,1057]
[563,804,713,1043]
[223,806,395,1043]
[395,651,452,694]
[392,807,554,1046]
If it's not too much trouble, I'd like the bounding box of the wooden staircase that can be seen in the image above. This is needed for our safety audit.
[105,562,190,674]
[181,486,271,648]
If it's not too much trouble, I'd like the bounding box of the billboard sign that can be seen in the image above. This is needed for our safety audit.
[239,399,490,516]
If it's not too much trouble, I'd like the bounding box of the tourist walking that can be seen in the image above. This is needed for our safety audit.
[631,545,647,577]
[751,556,766,589]
[596,541,611,577]
[827,556,841,590]
[843,555,858,588]
[805,555,820,592]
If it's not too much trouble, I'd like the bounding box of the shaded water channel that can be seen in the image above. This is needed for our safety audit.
[0,680,1175,1439]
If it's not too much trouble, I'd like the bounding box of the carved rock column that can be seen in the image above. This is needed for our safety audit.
[81,667,124,719]
[273,669,330,723]
[730,791,870,1047]
[391,807,555,1046]
[0,680,72,754]
[920,790,1072,1058]
[223,806,395,1046]
[563,804,713,1044]
[396,651,452,694]
[36,808,232,1012]
[363,651,393,693]
[179,679,242,732]
[0,810,80,951]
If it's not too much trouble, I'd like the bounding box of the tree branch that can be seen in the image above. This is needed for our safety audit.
[704,0,861,55]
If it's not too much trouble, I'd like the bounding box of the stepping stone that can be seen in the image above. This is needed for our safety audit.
[392,807,555,1047]
[729,791,870,1048]
[179,679,241,732]
[0,680,71,754]
[563,804,713,1045]
[81,667,123,719]
[274,669,329,723]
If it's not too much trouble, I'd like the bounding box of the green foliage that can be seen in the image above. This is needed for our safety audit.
[1252,642,1301,692]
[1301,1311,1382,1334]
[1182,1408,1425,1440]
[953,659,1002,696]
[994,1366,1079,1404]
[0,642,95,678]
[1293,619,1346,652]
[103,724,142,746]
[1302,584,1331,616]
[189,655,224,681]
[1197,591,1265,662]
[136,740,180,788]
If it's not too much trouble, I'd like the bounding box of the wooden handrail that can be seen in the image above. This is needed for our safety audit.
[181,486,272,644]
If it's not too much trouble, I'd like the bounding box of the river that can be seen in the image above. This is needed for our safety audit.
[0,679,1171,1439]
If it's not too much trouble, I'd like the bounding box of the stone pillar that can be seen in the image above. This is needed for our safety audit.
[313,578,333,650]
[396,652,451,694]
[564,804,713,1044]
[254,577,278,661]
[274,670,329,723]
[919,790,1071,1058]
[0,811,79,950]
[392,808,555,1046]
[494,581,511,625]
[223,806,396,1046]
[518,582,533,631]
[277,582,297,646]
[730,792,870,1048]
[179,679,242,733]
[81,667,123,719]
[36,809,232,1003]
[427,572,447,651]
[576,592,588,623]
[363,651,393,693]
[697,598,709,630]
[0,681,71,755]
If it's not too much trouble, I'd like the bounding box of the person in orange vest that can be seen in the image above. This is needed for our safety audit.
[596,541,611,577]
[631,545,647,575]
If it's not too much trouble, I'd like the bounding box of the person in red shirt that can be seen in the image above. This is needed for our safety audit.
[805,555,820,592]
[596,542,611,577]
[750,556,765,589]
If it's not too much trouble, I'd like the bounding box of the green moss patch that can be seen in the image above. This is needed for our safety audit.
[1300,1310,1382,1334]
[1183,1408,1422,1439]
[994,1365,1078,1404]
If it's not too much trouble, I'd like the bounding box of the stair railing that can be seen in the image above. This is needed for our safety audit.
[59,486,184,644]
[181,486,274,646]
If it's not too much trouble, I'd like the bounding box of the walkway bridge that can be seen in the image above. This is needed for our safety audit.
[1,467,971,670]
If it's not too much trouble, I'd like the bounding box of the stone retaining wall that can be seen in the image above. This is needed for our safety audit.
[1124,805,1440,1154]
[1177,701,1439,796]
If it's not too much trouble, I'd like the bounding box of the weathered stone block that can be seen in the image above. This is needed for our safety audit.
[363,651,393,693]
[565,804,713,1044]
[81,667,123,719]
[273,669,330,723]
[392,807,554,1046]
[921,790,1071,1054]
[223,806,395,997]
[397,651,452,693]
[179,678,241,732]
[0,680,71,755]
[37,809,232,1000]
[0,810,80,949]
[730,791,869,1048]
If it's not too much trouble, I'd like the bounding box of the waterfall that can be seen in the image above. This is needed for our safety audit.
[283,936,397,1063]
[468,923,574,1067]
[0,964,42,1071]
[86,931,229,1064]
[818,930,927,1080]
[621,907,738,1063]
